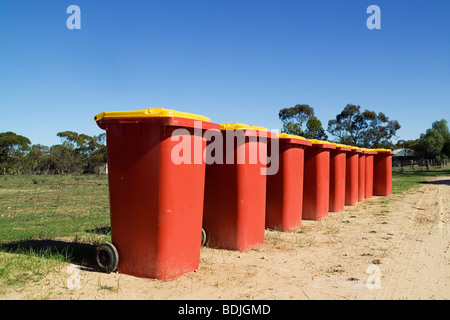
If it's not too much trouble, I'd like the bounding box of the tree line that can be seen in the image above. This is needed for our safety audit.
[279,103,450,162]
[0,131,107,175]
[1,104,448,175]
[396,119,450,163]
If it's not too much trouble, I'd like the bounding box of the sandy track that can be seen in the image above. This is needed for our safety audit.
[368,179,449,299]
[4,176,450,300]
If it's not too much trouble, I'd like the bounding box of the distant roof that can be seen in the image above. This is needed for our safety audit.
[393,148,415,157]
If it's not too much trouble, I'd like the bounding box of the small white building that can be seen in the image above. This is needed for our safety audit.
[393,149,415,167]
[393,149,415,157]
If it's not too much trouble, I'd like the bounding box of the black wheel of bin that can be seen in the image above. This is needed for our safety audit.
[95,243,119,273]
[201,228,207,246]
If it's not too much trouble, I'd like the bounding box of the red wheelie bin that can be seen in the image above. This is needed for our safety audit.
[266,133,311,231]
[373,149,394,196]
[202,123,277,251]
[364,149,377,199]
[358,149,367,202]
[94,108,219,280]
[329,144,351,212]
[345,146,361,206]
[302,140,336,220]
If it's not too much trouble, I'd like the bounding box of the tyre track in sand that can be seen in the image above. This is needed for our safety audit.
[370,178,450,299]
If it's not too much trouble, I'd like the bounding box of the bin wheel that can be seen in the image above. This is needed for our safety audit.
[95,243,119,273]
[201,228,206,246]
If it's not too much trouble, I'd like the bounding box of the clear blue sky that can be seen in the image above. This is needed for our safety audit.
[1,0,449,147]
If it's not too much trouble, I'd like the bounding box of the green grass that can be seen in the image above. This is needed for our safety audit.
[0,174,110,243]
[0,174,111,292]
[0,246,69,287]
[392,168,450,194]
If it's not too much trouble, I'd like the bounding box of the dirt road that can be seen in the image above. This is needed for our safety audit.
[6,176,450,300]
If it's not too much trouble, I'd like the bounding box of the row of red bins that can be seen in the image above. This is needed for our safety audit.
[94,108,394,280]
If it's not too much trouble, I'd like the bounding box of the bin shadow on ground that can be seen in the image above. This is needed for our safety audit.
[0,239,100,273]
[420,179,450,186]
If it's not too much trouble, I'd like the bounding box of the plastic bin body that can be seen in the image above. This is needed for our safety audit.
[358,151,366,202]
[302,141,336,220]
[95,108,219,280]
[202,124,276,251]
[364,150,376,199]
[266,134,311,231]
[329,145,350,212]
[373,149,394,196]
[345,148,361,206]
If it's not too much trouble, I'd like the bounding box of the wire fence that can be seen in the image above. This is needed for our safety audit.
[392,159,449,172]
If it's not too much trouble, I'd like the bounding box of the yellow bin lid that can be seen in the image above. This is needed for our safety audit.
[308,139,334,145]
[277,133,306,140]
[331,143,351,150]
[94,107,211,122]
[220,123,269,131]
[307,139,336,149]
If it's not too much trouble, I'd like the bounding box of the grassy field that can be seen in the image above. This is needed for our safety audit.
[392,168,450,194]
[0,174,110,293]
[0,168,449,296]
